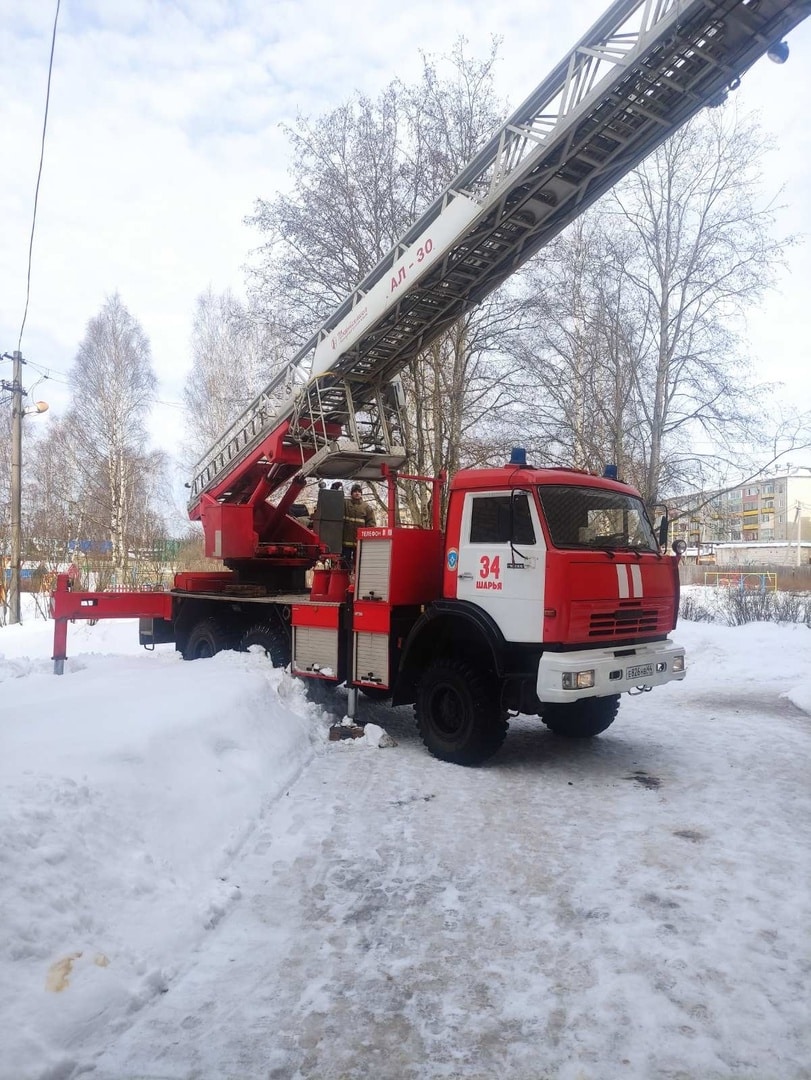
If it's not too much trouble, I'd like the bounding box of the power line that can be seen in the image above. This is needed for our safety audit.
[18,0,62,351]
[14,357,186,407]
[25,358,64,375]
[25,360,69,385]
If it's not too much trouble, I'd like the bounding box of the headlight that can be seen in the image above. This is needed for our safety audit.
[562,670,595,690]
[672,655,685,673]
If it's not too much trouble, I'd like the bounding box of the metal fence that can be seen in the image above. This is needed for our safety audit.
[702,571,778,593]
[679,563,811,591]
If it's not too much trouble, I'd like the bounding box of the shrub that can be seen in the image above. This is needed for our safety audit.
[679,594,717,623]
[680,587,810,626]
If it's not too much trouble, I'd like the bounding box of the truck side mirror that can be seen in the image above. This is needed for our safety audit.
[652,502,669,549]
[658,515,669,549]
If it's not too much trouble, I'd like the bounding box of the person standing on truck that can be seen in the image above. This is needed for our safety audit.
[343,482,375,565]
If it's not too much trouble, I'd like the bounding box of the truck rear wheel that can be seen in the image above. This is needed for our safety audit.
[542,695,620,738]
[239,624,291,668]
[415,659,507,766]
[183,618,239,661]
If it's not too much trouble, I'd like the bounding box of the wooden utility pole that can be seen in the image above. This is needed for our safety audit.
[9,350,23,625]
[3,350,47,623]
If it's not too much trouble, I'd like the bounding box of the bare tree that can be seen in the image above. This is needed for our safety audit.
[181,288,286,467]
[505,219,643,482]
[247,40,521,511]
[25,416,85,564]
[509,106,793,503]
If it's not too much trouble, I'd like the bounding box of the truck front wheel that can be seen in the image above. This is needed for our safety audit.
[542,695,620,738]
[415,659,507,766]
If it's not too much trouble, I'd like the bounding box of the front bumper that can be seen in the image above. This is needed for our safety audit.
[537,638,686,703]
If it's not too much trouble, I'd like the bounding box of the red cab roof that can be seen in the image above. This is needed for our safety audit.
[449,466,641,497]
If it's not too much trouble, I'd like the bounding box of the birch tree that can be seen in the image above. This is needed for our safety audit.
[63,294,161,579]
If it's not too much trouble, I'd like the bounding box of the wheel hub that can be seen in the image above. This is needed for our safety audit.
[432,685,465,737]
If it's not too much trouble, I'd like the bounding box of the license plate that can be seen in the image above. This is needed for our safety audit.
[626,663,653,680]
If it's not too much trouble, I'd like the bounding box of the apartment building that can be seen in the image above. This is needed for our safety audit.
[670,468,811,548]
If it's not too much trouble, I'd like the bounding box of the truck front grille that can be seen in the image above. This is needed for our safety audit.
[568,600,672,641]
[588,609,661,637]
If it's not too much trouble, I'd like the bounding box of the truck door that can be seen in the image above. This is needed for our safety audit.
[455,489,546,643]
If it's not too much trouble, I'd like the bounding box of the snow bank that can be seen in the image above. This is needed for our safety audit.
[0,621,326,1080]
[1,603,809,1079]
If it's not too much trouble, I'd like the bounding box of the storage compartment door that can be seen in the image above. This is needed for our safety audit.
[354,631,390,687]
[293,626,339,676]
[356,539,392,601]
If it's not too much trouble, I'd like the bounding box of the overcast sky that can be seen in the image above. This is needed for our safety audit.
[2,0,810,482]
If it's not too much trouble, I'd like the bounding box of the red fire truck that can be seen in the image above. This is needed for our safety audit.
[51,0,807,763]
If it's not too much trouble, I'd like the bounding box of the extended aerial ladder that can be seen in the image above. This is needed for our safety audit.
[189,0,808,564]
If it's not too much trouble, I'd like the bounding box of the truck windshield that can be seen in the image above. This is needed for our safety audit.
[537,485,658,552]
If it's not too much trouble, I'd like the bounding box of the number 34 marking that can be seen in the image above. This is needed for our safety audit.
[479,555,501,580]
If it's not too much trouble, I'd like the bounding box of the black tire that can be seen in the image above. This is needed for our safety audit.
[239,623,291,668]
[415,658,507,766]
[183,617,240,661]
[542,695,620,738]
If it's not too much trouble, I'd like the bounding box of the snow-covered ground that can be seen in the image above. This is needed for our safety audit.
[1,598,810,1080]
